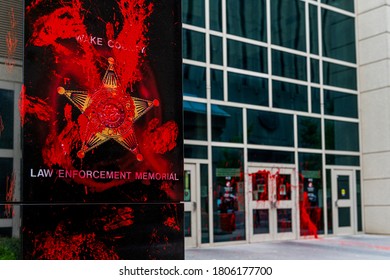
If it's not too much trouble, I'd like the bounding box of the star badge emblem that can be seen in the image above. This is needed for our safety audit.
[57,57,159,161]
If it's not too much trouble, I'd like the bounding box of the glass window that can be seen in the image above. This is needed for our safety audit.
[183,29,206,62]
[184,145,208,159]
[248,149,294,164]
[322,9,356,63]
[213,147,245,242]
[210,0,222,31]
[298,116,322,149]
[324,90,358,118]
[325,120,359,151]
[226,0,267,42]
[272,50,307,81]
[326,155,360,166]
[210,35,223,65]
[247,110,294,147]
[311,88,321,114]
[356,170,362,232]
[310,4,319,55]
[211,69,224,101]
[299,153,324,236]
[0,89,14,149]
[277,209,293,233]
[228,72,268,106]
[322,0,354,13]
[323,61,357,90]
[183,101,207,140]
[200,164,210,243]
[253,209,270,234]
[311,59,320,84]
[271,0,306,51]
[182,0,205,27]
[183,64,206,98]
[228,40,268,73]
[211,105,243,143]
[273,80,308,112]
[326,169,333,234]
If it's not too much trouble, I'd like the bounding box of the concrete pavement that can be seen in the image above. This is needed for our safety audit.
[185,234,390,260]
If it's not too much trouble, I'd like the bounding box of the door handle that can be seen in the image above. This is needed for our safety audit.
[193,201,197,211]
[335,200,339,207]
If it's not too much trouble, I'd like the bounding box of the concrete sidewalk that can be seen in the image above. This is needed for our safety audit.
[185,234,390,260]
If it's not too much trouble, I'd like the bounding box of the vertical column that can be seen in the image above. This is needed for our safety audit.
[358,0,390,234]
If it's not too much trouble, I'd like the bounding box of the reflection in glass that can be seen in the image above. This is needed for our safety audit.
[271,0,306,51]
[227,0,267,42]
[183,64,206,98]
[326,155,360,166]
[211,105,243,143]
[210,0,222,31]
[228,72,268,106]
[322,9,356,63]
[326,169,333,234]
[0,89,14,149]
[183,101,207,140]
[323,61,357,90]
[184,145,208,159]
[247,110,294,147]
[277,209,292,233]
[184,212,192,237]
[325,120,359,152]
[213,147,245,242]
[276,174,291,201]
[322,0,354,13]
[228,40,267,73]
[337,175,350,200]
[272,50,307,81]
[0,158,14,217]
[183,29,206,62]
[248,149,294,164]
[253,210,270,234]
[298,116,322,149]
[201,164,209,243]
[309,4,319,54]
[251,171,268,201]
[182,0,205,27]
[210,35,223,65]
[338,207,351,227]
[273,80,308,112]
[311,88,321,114]
[311,59,320,84]
[324,90,358,118]
[211,69,224,100]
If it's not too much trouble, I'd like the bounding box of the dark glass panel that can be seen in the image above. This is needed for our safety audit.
[326,169,333,234]
[326,155,360,166]
[272,50,307,81]
[271,0,306,51]
[227,0,267,41]
[0,89,14,149]
[311,87,321,114]
[201,164,210,243]
[272,80,308,112]
[210,35,223,65]
[210,0,222,31]
[0,158,13,207]
[311,59,320,84]
[247,110,294,147]
[183,29,206,62]
[325,120,359,151]
[183,64,206,98]
[322,0,354,13]
[276,174,291,201]
[298,116,322,149]
[323,62,357,90]
[228,40,268,73]
[252,171,269,201]
[324,90,358,118]
[228,72,268,106]
[299,153,324,236]
[182,0,205,27]
[213,147,245,242]
[211,69,224,101]
[248,149,294,164]
[184,212,192,237]
[277,209,293,233]
[338,207,351,227]
[309,4,319,55]
[184,145,208,159]
[211,105,243,143]
[337,175,350,200]
[253,210,270,234]
[183,101,207,140]
[322,9,356,63]
[356,170,362,231]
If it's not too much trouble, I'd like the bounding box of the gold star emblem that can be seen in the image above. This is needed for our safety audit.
[57,57,159,161]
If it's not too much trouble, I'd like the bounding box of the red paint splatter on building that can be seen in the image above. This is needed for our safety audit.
[101,207,134,232]
[0,115,4,137]
[5,173,16,218]
[143,118,178,154]
[31,222,120,260]
[299,192,320,238]
[6,8,18,70]
[19,85,54,125]
[164,217,180,232]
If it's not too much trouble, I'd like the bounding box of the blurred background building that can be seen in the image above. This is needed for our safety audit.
[1,0,389,248]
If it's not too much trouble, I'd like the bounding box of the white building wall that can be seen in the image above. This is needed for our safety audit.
[358,0,390,234]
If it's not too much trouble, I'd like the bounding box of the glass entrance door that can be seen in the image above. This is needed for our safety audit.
[184,163,197,247]
[332,170,355,235]
[248,167,296,242]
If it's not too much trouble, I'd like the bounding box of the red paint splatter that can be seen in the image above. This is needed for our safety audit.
[164,217,180,232]
[299,192,320,238]
[5,8,18,71]
[100,207,134,232]
[31,223,120,260]
[19,85,54,125]
[143,118,178,154]
[5,173,16,218]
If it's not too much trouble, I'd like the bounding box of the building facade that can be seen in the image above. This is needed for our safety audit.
[0,0,389,249]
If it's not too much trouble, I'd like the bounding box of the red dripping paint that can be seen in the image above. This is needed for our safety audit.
[19,85,54,125]
[5,173,16,218]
